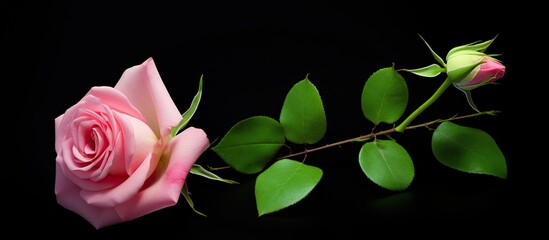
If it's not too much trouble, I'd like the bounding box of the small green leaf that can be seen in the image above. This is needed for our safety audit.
[432,121,507,179]
[358,140,414,191]
[255,159,323,216]
[280,75,327,144]
[210,116,286,174]
[181,183,207,217]
[190,164,239,184]
[400,64,445,78]
[170,75,203,137]
[361,67,408,125]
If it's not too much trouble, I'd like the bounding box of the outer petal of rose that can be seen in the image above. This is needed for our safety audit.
[55,103,83,154]
[80,152,153,208]
[114,127,209,221]
[55,115,64,153]
[114,58,182,138]
[55,165,123,229]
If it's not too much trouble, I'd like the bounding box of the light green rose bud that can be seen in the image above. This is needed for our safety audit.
[444,36,505,112]
[445,37,504,88]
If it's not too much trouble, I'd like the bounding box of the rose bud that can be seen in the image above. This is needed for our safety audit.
[447,54,505,91]
[445,38,505,91]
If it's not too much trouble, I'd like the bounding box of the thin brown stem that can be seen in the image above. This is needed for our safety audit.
[275,110,498,160]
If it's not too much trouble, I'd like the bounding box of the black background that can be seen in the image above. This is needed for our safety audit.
[5,0,543,237]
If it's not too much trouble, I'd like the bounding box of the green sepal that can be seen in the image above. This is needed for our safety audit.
[170,75,203,137]
[418,34,446,67]
[181,183,207,217]
[446,34,498,59]
[400,63,445,78]
[190,164,239,184]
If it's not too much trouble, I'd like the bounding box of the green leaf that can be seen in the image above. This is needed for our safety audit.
[358,140,414,191]
[279,75,327,144]
[210,116,286,174]
[170,75,203,137]
[181,183,207,217]
[431,121,507,179]
[361,67,408,125]
[255,159,323,216]
[190,164,239,184]
[400,64,445,78]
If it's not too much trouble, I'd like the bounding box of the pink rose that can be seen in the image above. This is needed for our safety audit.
[54,57,209,229]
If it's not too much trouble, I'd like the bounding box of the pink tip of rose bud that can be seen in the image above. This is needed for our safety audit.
[456,57,505,90]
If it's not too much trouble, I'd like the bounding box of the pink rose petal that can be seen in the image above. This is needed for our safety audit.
[115,127,209,221]
[55,165,123,229]
[114,58,182,138]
